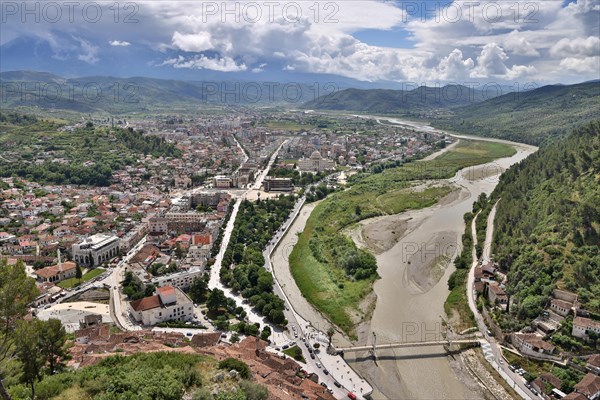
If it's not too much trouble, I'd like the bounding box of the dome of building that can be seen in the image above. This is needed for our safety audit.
[310,150,322,159]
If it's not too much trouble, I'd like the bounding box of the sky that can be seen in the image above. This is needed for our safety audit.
[1,0,599,85]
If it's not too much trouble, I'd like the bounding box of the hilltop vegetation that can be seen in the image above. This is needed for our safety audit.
[480,121,600,328]
[7,351,268,400]
[290,140,516,335]
[433,82,600,145]
[0,112,180,186]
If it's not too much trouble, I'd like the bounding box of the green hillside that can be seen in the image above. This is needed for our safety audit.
[482,121,600,328]
[0,112,181,186]
[433,82,600,145]
[302,85,488,113]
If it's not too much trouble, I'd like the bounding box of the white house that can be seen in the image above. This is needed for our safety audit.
[573,317,600,340]
[128,286,194,326]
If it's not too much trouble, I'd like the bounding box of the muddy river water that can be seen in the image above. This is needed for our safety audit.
[274,116,537,399]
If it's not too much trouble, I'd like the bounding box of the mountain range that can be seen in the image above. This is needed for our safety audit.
[304,81,600,145]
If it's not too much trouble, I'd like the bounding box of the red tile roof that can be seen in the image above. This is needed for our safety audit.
[130,295,161,312]
[575,373,600,398]
[34,262,77,279]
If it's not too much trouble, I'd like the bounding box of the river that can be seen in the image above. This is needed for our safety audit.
[273,115,537,399]
[345,118,537,399]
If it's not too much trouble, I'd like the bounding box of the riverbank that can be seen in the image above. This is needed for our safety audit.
[287,139,516,338]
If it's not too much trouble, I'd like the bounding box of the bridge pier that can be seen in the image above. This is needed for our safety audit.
[369,332,377,361]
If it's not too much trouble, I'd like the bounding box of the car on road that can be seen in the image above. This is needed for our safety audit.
[508,364,517,372]
[323,369,329,375]
[282,345,289,350]
[333,381,342,388]
[310,353,315,359]
[316,362,322,368]
[320,382,327,387]
[348,393,357,400]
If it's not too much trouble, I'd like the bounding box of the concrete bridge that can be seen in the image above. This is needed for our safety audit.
[334,333,481,359]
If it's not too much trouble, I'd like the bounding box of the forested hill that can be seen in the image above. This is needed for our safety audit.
[487,121,600,326]
[0,112,181,186]
[432,81,600,145]
[302,84,489,113]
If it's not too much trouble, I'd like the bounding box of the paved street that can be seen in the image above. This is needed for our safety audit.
[467,205,535,400]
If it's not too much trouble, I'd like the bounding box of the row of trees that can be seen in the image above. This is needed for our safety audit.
[220,197,296,326]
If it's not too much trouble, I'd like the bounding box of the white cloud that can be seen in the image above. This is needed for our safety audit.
[550,36,600,58]
[559,56,600,73]
[252,63,267,73]
[437,49,475,80]
[109,40,131,47]
[171,31,213,52]
[503,31,540,57]
[73,36,98,64]
[162,55,247,72]
[471,43,535,79]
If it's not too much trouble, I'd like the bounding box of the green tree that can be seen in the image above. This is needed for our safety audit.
[15,321,44,400]
[326,326,335,349]
[188,276,209,304]
[207,289,228,314]
[75,264,82,283]
[38,319,70,375]
[260,326,271,342]
[0,260,39,400]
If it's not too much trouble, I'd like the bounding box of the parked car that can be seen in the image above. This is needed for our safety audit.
[323,369,329,375]
[333,381,342,388]
[310,353,315,359]
[316,362,322,368]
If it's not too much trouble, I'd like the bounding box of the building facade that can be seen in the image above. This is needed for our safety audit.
[72,234,120,267]
[129,286,194,326]
[262,177,293,192]
[297,151,334,172]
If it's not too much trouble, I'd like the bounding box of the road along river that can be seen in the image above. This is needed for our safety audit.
[273,116,537,399]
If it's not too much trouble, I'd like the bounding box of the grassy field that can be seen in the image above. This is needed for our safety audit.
[290,140,516,337]
[282,345,306,363]
[58,268,106,289]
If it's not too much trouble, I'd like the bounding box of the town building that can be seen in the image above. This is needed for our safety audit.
[550,298,574,317]
[129,286,194,326]
[262,177,293,192]
[573,317,600,340]
[574,373,600,400]
[72,234,120,267]
[213,175,232,188]
[511,333,557,358]
[297,151,334,172]
[532,373,562,397]
[150,268,204,291]
[34,260,77,283]
[487,282,508,307]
